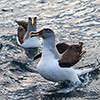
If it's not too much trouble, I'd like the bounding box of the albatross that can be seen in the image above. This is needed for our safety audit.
[15,16,41,48]
[29,28,96,92]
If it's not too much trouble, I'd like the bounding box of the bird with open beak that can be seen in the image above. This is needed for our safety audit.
[29,28,95,93]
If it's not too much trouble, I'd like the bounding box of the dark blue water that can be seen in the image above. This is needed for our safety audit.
[0,0,100,99]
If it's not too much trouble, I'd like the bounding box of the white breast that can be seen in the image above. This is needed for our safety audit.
[37,52,80,83]
[36,40,81,83]
[16,37,41,48]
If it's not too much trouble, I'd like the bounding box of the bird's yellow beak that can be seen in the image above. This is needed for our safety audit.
[32,18,34,26]
[29,29,43,38]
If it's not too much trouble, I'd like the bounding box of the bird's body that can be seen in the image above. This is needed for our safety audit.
[15,16,41,48]
[37,47,92,83]
[16,36,40,48]
[29,28,94,85]
[33,42,86,67]
[37,50,81,83]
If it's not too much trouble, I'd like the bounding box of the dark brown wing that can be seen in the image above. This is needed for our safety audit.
[15,20,28,31]
[33,42,70,60]
[56,42,70,53]
[17,25,26,44]
[59,43,86,68]
[59,50,81,67]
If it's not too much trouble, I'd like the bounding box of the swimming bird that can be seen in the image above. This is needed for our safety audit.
[29,28,95,90]
[15,16,41,48]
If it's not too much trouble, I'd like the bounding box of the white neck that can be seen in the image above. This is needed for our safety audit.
[42,37,61,60]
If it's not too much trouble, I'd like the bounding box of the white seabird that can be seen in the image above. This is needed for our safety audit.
[29,28,96,93]
[15,16,41,48]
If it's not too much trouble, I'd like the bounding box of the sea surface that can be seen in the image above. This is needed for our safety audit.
[0,0,100,100]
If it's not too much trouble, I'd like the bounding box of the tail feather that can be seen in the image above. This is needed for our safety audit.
[76,68,99,76]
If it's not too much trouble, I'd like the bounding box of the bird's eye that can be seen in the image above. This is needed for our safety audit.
[29,17,31,20]
[34,17,37,20]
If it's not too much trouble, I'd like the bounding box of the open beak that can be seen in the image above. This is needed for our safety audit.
[32,18,34,26]
[29,29,43,38]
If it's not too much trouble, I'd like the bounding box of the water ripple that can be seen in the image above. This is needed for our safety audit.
[0,0,100,99]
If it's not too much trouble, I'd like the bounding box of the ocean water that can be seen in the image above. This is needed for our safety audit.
[0,0,100,99]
